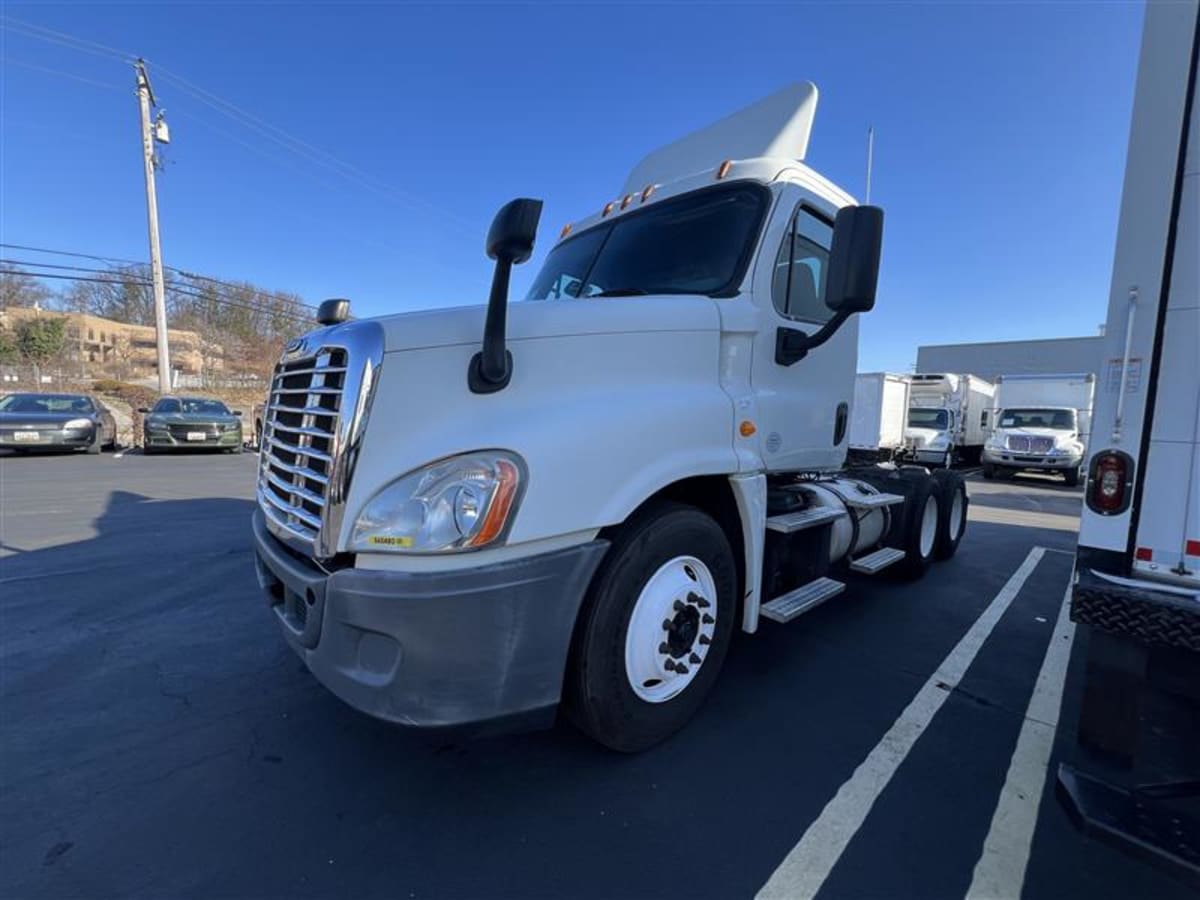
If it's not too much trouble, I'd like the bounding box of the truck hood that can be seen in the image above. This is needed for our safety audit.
[905,426,947,444]
[373,295,719,354]
[146,412,240,427]
[995,427,1072,438]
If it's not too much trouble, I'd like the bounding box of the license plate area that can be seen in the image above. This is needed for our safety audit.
[13,432,39,442]
[186,431,207,442]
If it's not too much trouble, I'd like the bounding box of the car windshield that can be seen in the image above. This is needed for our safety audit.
[525,183,769,301]
[908,409,949,430]
[999,408,1076,430]
[0,393,93,414]
[154,398,230,415]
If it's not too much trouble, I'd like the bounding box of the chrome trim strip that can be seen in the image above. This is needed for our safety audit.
[264,469,327,508]
[259,485,323,530]
[266,435,332,464]
[266,457,330,485]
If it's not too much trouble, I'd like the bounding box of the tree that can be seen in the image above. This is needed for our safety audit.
[15,317,67,382]
[0,326,18,365]
[0,268,54,310]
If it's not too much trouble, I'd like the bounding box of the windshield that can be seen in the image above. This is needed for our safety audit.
[153,398,231,416]
[998,408,1076,430]
[908,409,949,430]
[526,183,769,301]
[0,393,93,414]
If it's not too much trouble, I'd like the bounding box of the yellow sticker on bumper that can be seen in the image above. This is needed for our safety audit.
[367,535,414,548]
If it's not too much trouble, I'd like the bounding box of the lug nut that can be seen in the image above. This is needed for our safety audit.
[662,619,673,631]
[675,664,689,675]
[689,653,701,665]
[702,613,715,625]
[673,599,686,612]
[663,659,677,672]
[689,591,711,609]
[699,635,711,645]
[659,642,670,654]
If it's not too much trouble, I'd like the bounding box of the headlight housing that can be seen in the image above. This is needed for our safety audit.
[350,451,523,553]
[63,418,93,430]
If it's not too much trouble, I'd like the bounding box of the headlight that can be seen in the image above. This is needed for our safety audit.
[927,436,949,449]
[145,419,167,431]
[350,451,523,553]
[63,418,93,430]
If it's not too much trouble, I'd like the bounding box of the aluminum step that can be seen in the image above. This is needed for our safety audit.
[760,577,846,623]
[844,491,906,509]
[849,546,906,574]
[766,506,847,533]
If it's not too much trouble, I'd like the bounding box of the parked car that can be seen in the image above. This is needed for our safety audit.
[0,392,117,454]
[140,396,243,453]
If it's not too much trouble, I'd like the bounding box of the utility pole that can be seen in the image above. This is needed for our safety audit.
[135,59,172,393]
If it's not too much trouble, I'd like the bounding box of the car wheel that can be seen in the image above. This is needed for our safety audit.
[931,469,967,560]
[898,478,939,579]
[982,462,995,479]
[86,429,103,454]
[1064,465,1081,488]
[565,501,737,752]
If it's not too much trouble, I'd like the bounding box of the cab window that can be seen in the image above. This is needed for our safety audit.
[772,208,833,323]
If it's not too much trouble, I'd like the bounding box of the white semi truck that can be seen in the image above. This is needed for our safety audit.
[251,83,968,751]
[1057,0,1200,882]
[904,372,996,467]
[849,372,911,461]
[982,372,1096,485]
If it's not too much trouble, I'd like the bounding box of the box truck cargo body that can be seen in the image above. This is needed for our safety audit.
[982,373,1096,484]
[849,372,911,459]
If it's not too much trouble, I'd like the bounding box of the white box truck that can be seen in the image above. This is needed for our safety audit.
[849,372,911,460]
[981,372,1096,485]
[251,83,970,752]
[904,372,996,467]
[1057,0,1200,881]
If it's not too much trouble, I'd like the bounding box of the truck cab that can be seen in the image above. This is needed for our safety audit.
[983,406,1086,484]
[251,83,967,751]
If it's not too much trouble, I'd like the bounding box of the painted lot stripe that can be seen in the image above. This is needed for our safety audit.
[757,547,1047,900]
[968,505,1080,533]
[966,584,1076,899]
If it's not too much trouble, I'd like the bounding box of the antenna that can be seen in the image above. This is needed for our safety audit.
[865,126,875,203]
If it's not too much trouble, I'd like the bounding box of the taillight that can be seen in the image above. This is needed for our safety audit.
[1087,450,1134,515]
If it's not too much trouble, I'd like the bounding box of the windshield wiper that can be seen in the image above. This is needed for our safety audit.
[591,288,648,298]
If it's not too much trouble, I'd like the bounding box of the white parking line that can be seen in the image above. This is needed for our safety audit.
[966,584,1076,899]
[756,547,1047,900]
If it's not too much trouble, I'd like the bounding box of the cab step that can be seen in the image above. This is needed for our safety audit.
[760,577,846,623]
[849,546,906,574]
[766,506,847,533]
[844,491,906,509]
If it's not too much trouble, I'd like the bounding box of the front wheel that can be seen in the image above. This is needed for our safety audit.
[565,502,737,752]
[1064,465,1081,487]
[898,478,939,579]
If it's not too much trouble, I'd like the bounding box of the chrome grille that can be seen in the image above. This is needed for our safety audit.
[257,348,348,547]
[1006,435,1054,454]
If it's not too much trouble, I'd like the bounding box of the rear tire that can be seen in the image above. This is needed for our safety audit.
[1064,465,1081,488]
[565,501,736,753]
[86,429,103,455]
[982,462,995,479]
[898,478,939,579]
[931,470,967,560]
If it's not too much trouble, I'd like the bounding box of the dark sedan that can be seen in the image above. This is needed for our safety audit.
[140,396,243,453]
[0,393,117,454]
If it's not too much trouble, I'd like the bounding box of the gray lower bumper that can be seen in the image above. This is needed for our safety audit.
[252,509,609,730]
[982,448,1081,469]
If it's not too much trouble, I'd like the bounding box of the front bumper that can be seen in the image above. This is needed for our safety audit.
[0,425,95,449]
[982,447,1081,470]
[252,508,609,730]
[145,428,242,449]
[911,447,949,465]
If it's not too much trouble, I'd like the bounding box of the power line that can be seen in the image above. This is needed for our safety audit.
[0,243,319,310]
[0,15,134,63]
[0,56,123,91]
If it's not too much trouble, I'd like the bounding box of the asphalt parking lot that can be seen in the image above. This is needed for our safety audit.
[0,452,1193,899]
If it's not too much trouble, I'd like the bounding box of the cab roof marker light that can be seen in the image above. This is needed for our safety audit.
[560,223,572,238]
[602,201,616,218]
[716,160,733,180]
[620,194,633,210]
[641,184,656,203]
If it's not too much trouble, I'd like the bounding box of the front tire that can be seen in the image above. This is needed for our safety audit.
[565,501,737,753]
[982,462,995,479]
[1064,465,1081,487]
[86,429,103,455]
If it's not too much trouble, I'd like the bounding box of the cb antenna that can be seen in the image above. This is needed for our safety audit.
[865,125,875,204]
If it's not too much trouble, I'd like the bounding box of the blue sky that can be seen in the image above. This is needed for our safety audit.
[2,1,1142,372]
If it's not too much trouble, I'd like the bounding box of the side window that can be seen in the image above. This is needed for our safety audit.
[981,410,989,429]
[771,208,833,323]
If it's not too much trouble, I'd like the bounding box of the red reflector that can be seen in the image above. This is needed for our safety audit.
[1135,547,1152,561]
[1187,540,1200,557]
[1090,452,1128,513]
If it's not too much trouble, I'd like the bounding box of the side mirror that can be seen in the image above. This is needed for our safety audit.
[486,198,543,264]
[137,407,150,414]
[824,205,883,314]
[317,298,351,326]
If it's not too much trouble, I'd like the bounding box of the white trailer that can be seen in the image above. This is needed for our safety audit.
[1058,0,1200,881]
[904,372,996,467]
[250,82,970,752]
[849,372,911,460]
[982,372,1096,485]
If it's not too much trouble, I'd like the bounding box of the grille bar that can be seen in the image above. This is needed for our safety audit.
[266,434,333,464]
[259,485,324,530]
[263,469,327,508]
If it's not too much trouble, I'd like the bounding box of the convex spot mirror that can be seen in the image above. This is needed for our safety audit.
[824,205,883,314]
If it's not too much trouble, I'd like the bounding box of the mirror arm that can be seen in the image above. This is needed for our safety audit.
[775,309,853,366]
[469,258,515,394]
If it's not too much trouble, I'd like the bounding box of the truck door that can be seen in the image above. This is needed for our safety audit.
[1132,80,1200,588]
[746,186,858,472]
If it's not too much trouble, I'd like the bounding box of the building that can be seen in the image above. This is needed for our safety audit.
[0,306,222,379]
[915,335,1105,382]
